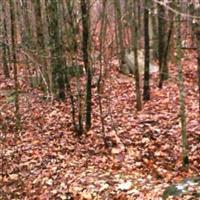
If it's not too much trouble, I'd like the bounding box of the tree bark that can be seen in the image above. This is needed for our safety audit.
[80,0,92,131]
[9,0,20,131]
[189,2,200,117]
[114,0,125,68]
[46,0,65,100]
[131,0,142,110]
[2,0,10,78]
[158,0,167,88]
[143,0,150,101]
[176,1,189,168]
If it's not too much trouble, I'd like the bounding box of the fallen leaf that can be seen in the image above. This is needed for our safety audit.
[117,180,132,191]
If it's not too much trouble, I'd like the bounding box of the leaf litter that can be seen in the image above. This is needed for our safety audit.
[0,51,200,199]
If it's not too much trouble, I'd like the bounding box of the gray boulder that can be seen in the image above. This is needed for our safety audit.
[121,50,158,75]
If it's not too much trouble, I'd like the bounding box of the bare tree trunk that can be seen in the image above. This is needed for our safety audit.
[176,1,189,168]
[157,0,166,88]
[98,0,107,139]
[80,0,92,131]
[189,2,200,117]
[33,0,49,90]
[114,0,125,68]
[150,1,158,60]
[196,36,200,117]
[2,22,10,78]
[162,18,173,78]
[9,0,20,131]
[131,0,142,110]
[97,0,108,146]
[2,0,10,78]
[46,0,65,100]
[20,0,33,86]
[65,0,84,135]
[143,0,150,101]
[158,1,174,88]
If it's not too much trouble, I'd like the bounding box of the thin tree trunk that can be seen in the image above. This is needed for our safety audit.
[150,1,158,60]
[66,0,84,135]
[2,0,11,78]
[9,0,20,131]
[114,0,125,67]
[34,0,45,50]
[158,0,166,88]
[98,0,107,138]
[21,0,37,87]
[143,0,150,101]
[2,24,10,78]
[132,0,142,110]
[33,0,49,89]
[159,1,175,89]
[163,18,173,78]
[196,36,200,117]
[189,2,200,117]
[80,0,92,131]
[176,1,189,168]
[137,0,142,46]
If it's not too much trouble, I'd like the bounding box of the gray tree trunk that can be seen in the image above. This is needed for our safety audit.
[9,0,20,131]
[176,1,189,168]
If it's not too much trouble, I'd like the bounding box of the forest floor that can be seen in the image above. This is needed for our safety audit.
[1,51,200,200]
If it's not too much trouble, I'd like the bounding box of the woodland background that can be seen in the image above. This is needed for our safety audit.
[1,0,200,199]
